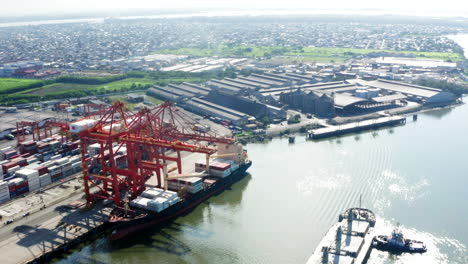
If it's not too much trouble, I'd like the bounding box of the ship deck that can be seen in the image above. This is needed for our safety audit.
[306,213,375,264]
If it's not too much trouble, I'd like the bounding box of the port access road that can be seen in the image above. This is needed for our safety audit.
[0,181,110,264]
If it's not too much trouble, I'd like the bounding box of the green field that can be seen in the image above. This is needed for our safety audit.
[24,78,156,95]
[0,78,43,92]
[155,45,465,62]
[0,70,232,105]
[107,92,163,110]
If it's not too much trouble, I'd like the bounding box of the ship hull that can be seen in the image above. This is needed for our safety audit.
[108,161,252,241]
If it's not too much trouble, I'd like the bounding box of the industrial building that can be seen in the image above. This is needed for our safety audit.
[348,79,456,105]
[206,90,287,120]
[147,70,456,122]
[265,78,456,117]
[183,98,251,125]
[279,90,335,117]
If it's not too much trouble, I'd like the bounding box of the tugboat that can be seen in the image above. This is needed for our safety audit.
[373,226,427,253]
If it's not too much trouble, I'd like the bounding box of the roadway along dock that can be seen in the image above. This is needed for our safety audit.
[0,202,111,264]
[308,115,406,140]
[0,176,112,264]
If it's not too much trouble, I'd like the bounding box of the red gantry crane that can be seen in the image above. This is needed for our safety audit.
[16,119,70,144]
[77,101,236,206]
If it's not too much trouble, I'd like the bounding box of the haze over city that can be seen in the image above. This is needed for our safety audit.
[1,0,467,17]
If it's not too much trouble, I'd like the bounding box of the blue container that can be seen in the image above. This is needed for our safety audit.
[16,186,29,194]
[4,175,15,181]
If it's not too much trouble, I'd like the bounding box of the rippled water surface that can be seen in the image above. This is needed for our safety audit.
[54,104,468,264]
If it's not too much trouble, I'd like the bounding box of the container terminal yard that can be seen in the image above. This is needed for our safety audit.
[0,101,251,264]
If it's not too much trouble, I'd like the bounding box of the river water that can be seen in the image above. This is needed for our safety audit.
[52,105,468,264]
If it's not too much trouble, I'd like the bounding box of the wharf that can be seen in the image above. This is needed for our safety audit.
[308,115,406,140]
[0,203,111,264]
[0,176,112,264]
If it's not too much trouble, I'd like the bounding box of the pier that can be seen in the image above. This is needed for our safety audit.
[308,115,406,140]
[0,195,111,264]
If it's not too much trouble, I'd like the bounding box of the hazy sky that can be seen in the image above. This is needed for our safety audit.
[2,0,467,17]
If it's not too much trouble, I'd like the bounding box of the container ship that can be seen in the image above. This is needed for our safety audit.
[108,144,251,241]
[306,208,376,264]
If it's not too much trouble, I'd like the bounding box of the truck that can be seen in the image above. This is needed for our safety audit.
[194,124,210,133]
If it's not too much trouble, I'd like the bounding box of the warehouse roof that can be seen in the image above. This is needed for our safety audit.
[240,76,284,86]
[147,87,179,101]
[372,93,407,103]
[333,93,369,109]
[184,98,248,122]
[181,82,211,93]
[351,79,442,98]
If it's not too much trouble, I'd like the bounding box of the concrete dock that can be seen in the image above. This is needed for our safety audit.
[0,177,111,264]
[308,115,406,140]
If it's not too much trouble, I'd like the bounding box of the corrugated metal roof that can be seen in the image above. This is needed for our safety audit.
[352,79,441,98]
[372,93,407,103]
[333,93,368,108]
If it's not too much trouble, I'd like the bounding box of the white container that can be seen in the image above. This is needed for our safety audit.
[16,168,40,178]
[102,123,123,133]
[40,174,52,187]
[8,166,21,174]
[50,155,62,160]
[55,158,69,166]
[70,119,98,133]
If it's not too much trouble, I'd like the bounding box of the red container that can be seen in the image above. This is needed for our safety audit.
[9,154,20,159]
[21,153,32,158]
[36,166,49,176]
[11,158,27,167]
[8,184,16,192]
[51,173,63,179]
[17,183,28,189]
[2,162,17,174]
[38,143,49,149]
[70,142,78,150]
[21,140,36,147]
[210,163,231,170]
[4,150,17,159]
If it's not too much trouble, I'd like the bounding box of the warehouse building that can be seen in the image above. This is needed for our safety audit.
[183,98,251,125]
[279,89,335,117]
[349,79,456,105]
[205,90,287,120]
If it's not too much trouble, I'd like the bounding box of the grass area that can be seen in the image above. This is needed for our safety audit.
[0,70,235,105]
[155,45,465,62]
[26,83,97,95]
[107,92,163,110]
[25,78,156,95]
[0,78,43,92]
[107,95,139,110]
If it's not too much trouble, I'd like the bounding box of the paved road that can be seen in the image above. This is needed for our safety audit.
[0,187,109,264]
